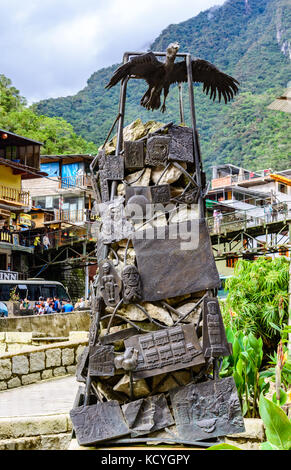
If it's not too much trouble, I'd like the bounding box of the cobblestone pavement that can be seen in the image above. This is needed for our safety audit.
[0,376,79,418]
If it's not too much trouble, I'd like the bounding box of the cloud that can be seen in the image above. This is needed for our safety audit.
[0,0,226,103]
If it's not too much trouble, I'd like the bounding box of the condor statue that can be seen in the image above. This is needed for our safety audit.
[105,42,239,112]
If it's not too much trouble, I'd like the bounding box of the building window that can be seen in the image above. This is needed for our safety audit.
[226,255,238,268]
[278,183,287,194]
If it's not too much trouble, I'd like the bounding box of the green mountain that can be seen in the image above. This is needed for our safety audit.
[35,0,291,176]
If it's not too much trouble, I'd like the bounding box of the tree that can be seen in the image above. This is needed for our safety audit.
[0,74,26,113]
[0,74,98,155]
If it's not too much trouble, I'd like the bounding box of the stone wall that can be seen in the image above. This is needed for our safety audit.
[0,339,88,391]
[0,310,91,336]
[0,414,72,450]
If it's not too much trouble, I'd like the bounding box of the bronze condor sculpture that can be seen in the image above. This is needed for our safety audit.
[105,42,239,112]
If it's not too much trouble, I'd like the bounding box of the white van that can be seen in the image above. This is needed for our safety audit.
[0,278,71,303]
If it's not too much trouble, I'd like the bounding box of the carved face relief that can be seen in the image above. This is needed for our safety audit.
[145,136,170,166]
[122,265,142,303]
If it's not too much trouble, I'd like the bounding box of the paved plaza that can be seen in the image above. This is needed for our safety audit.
[0,376,79,418]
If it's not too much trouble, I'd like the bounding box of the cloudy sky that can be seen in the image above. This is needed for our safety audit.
[1,0,226,103]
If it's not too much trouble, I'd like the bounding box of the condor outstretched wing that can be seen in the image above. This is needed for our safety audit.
[169,59,239,103]
[105,52,161,89]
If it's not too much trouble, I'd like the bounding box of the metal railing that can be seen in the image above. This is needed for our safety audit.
[60,174,92,189]
[207,201,291,235]
[0,230,12,244]
[54,208,89,224]
[0,185,30,206]
[18,226,90,251]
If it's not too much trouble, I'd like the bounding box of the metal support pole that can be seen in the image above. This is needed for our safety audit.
[186,54,204,219]
[178,83,185,123]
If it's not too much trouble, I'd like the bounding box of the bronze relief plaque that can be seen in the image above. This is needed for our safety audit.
[202,297,231,358]
[145,136,170,166]
[122,394,174,437]
[133,219,220,301]
[167,126,194,163]
[170,377,245,441]
[103,155,124,180]
[70,401,130,446]
[124,140,144,170]
[124,324,205,379]
[99,197,134,243]
[76,346,89,383]
[99,170,110,202]
[150,184,171,204]
[88,345,115,377]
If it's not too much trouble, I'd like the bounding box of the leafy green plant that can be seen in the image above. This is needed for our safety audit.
[221,257,289,354]
[220,327,269,417]
[9,287,19,302]
[207,443,243,450]
[259,393,291,450]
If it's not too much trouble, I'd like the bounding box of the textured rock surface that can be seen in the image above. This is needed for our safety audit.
[29,351,45,372]
[62,348,75,366]
[113,374,150,398]
[0,359,11,380]
[21,373,41,386]
[46,348,61,368]
[151,162,186,185]
[12,355,29,375]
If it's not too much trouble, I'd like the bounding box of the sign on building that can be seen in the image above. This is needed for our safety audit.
[0,270,18,280]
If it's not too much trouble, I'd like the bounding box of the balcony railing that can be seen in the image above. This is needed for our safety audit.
[207,201,291,235]
[0,185,30,206]
[60,174,92,189]
[54,208,89,224]
[0,230,12,244]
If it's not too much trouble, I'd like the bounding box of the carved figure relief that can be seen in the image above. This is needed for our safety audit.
[99,260,122,306]
[99,170,110,202]
[70,401,130,446]
[202,297,231,358]
[122,265,142,303]
[170,377,245,441]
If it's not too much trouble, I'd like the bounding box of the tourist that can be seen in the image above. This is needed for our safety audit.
[20,298,30,310]
[61,300,74,313]
[53,296,61,313]
[42,233,50,250]
[44,297,53,314]
[213,209,222,234]
[0,301,8,317]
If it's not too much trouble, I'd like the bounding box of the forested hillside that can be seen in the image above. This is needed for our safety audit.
[35,0,290,176]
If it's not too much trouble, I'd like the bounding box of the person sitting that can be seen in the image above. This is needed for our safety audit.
[61,300,74,313]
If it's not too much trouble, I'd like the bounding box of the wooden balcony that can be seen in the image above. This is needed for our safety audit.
[0,185,30,207]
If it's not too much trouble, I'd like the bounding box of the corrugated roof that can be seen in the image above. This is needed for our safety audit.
[267,88,291,113]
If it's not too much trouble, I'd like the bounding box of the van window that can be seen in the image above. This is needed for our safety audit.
[56,285,69,300]
[0,283,70,302]
[41,285,56,299]
[0,284,13,301]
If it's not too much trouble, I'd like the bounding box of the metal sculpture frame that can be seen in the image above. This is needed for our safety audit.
[78,48,240,448]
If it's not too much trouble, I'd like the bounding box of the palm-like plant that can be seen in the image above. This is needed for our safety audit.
[221,257,289,353]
